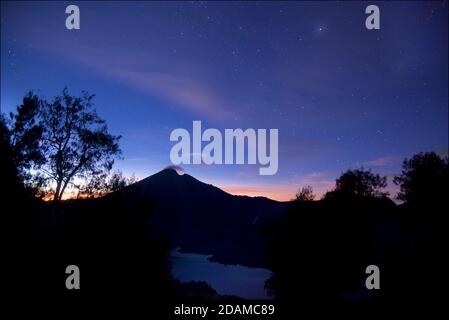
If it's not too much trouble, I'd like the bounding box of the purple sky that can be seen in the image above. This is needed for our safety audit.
[1,1,447,200]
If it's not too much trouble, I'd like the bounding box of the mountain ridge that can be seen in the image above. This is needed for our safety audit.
[127,167,284,203]
[114,167,287,267]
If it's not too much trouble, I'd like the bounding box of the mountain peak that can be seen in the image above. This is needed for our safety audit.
[137,167,184,185]
[145,166,186,181]
[161,165,185,175]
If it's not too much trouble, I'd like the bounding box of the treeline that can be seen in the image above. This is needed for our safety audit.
[265,152,449,307]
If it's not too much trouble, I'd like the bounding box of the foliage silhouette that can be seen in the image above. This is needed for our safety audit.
[325,167,388,199]
[295,185,315,201]
[394,151,449,203]
[7,88,122,202]
[265,154,448,309]
[76,170,136,198]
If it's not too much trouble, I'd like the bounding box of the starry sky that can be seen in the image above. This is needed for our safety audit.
[1,1,448,200]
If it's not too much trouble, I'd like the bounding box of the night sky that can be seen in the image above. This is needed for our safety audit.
[1,1,447,200]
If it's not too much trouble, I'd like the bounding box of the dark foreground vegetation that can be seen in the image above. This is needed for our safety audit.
[265,152,449,313]
[2,119,175,316]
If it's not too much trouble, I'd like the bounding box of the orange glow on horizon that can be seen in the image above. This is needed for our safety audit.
[219,182,332,202]
[220,185,296,202]
[41,191,103,202]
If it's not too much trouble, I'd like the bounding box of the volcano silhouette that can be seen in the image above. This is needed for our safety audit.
[115,167,287,267]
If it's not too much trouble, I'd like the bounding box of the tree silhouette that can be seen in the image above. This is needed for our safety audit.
[7,88,122,202]
[394,152,448,203]
[327,167,388,199]
[8,93,45,188]
[76,170,136,198]
[1,115,21,196]
[295,185,315,201]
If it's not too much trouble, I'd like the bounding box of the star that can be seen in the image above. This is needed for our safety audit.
[315,25,326,36]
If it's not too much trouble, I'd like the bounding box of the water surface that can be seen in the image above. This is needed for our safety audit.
[170,249,272,299]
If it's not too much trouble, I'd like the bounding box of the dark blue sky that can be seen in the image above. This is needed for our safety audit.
[1,1,447,200]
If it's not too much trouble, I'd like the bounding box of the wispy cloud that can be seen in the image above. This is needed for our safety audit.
[361,155,402,167]
[9,13,234,122]
[63,43,234,121]
[108,68,232,120]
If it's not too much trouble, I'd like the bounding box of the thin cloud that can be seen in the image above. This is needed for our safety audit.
[9,14,234,122]
[362,155,402,167]
[108,68,232,120]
